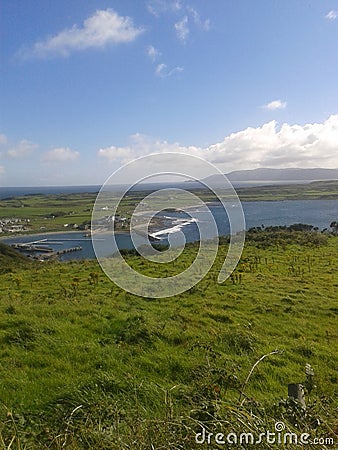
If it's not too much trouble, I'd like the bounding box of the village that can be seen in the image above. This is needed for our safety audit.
[91,213,128,230]
[0,217,30,233]
[0,213,130,235]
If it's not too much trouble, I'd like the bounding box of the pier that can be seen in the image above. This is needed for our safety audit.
[11,240,83,260]
[34,246,83,260]
[12,243,53,252]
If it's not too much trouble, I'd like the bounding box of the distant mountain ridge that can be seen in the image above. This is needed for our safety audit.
[203,168,338,184]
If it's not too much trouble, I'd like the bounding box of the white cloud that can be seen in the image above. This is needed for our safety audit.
[0,165,5,175]
[155,63,166,76]
[97,115,338,171]
[18,9,144,59]
[0,134,7,146]
[186,6,210,30]
[173,0,183,11]
[147,45,161,61]
[262,99,287,110]
[147,0,182,17]
[7,140,38,158]
[325,10,338,20]
[147,47,182,78]
[148,1,210,40]
[98,133,199,164]
[155,63,183,77]
[175,16,189,42]
[206,115,338,169]
[98,145,133,164]
[42,147,80,162]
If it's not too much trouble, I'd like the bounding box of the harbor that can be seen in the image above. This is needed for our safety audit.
[2,231,134,261]
[10,238,83,260]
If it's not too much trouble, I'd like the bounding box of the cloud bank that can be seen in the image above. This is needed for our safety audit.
[98,115,338,171]
[18,9,144,59]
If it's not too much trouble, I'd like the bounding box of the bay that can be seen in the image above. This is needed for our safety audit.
[2,199,338,261]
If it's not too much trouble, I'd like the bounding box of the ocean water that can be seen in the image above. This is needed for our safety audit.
[0,180,304,199]
[0,185,101,199]
[0,183,198,199]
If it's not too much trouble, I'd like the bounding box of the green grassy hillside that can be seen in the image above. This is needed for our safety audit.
[0,242,31,272]
[0,231,337,449]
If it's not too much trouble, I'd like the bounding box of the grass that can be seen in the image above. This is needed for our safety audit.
[0,242,31,273]
[0,230,337,448]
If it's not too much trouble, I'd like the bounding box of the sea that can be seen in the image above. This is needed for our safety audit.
[1,185,338,261]
[0,179,310,199]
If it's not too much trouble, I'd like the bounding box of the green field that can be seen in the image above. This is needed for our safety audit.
[0,193,95,234]
[0,229,337,449]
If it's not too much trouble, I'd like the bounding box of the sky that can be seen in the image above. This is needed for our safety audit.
[1,0,338,186]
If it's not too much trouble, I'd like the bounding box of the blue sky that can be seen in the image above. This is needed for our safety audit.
[1,0,338,186]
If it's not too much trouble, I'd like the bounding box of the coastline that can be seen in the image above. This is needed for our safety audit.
[0,228,130,241]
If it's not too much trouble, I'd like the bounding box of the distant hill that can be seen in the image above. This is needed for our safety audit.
[203,168,338,184]
[0,242,31,271]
